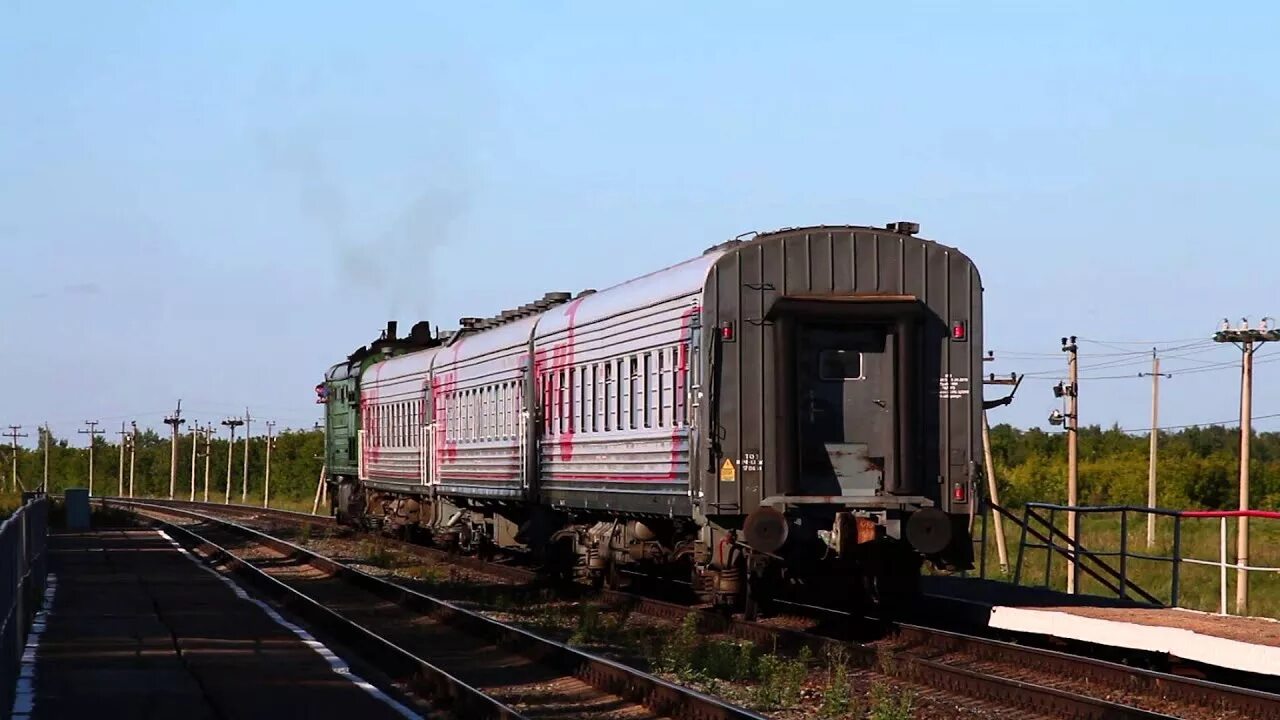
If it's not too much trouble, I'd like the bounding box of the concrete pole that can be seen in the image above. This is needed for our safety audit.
[79,421,102,497]
[203,426,213,502]
[164,400,184,499]
[1238,340,1254,615]
[128,422,137,497]
[263,421,275,508]
[981,410,1009,574]
[118,422,126,497]
[42,424,49,493]
[1063,336,1079,594]
[225,424,237,504]
[241,409,252,503]
[1143,352,1166,549]
[189,422,199,501]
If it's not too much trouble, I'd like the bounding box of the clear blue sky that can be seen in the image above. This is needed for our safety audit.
[3,1,1279,444]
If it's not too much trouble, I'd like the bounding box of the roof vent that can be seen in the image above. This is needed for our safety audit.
[886,221,920,235]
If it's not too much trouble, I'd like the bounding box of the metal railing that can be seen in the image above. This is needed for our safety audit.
[1011,502,1169,606]
[1177,509,1280,615]
[966,500,1280,616]
[0,494,49,719]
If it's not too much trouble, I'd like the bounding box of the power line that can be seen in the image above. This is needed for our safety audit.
[1113,412,1280,435]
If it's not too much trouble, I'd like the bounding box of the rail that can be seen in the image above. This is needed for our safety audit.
[0,494,49,719]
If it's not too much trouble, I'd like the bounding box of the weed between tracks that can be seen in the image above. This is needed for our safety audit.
[288,531,932,718]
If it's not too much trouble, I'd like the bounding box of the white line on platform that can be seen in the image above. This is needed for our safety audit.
[156,529,423,719]
[989,605,1280,677]
[11,573,58,720]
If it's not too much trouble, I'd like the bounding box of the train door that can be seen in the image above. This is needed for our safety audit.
[420,381,434,487]
[794,323,895,497]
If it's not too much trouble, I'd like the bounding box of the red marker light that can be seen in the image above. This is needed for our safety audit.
[952,482,967,503]
[951,320,967,341]
[720,322,735,341]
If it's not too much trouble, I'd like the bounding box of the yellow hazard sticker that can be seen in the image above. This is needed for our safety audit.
[720,458,737,482]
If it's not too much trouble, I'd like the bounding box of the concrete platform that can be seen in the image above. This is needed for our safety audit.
[15,528,422,720]
[923,575,1280,677]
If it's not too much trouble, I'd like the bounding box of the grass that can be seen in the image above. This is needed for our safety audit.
[0,491,28,519]
[953,507,1280,618]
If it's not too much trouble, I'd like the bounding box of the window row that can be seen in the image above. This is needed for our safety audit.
[541,345,688,436]
[440,381,522,443]
[365,345,692,447]
[365,399,423,449]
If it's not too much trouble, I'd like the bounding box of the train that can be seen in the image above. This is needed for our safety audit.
[318,223,986,616]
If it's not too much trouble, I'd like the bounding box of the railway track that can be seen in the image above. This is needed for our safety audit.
[100,499,767,720]
[100,497,1280,720]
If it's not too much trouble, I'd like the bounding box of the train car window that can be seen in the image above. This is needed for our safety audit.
[643,353,652,428]
[604,363,613,431]
[819,350,863,380]
[592,364,602,432]
[575,366,583,433]
[630,356,641,430]
[657,350,666,427]
[674,344,685,426]
[616,358,626,431]
[568,367,577,434]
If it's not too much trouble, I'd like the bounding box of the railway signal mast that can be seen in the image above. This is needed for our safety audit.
[263,420,276,508]
[189,421,201,501]
[1213,316,1279,616]
[242,408,252,502]
[221,416,244,504]
[41,424,50,493]
[127,421,138,497]
[202,425,215,502]
[117,422,129,496]
[164,400,185,499]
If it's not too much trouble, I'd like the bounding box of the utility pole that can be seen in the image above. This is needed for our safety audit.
[263,421,276,508]
[189,421,200,501]
[127,421,137,497]
[5,426,28,492]
[78,421,104,496]
[1214,317,1279,615]
[117,421,128,496]
[241,408,252,502]
[164,400,185,499]
[1058,336,1080,594]
[203,425,214,502]
[1139,351,1171,549]
[221,416,244,504]
[981,360,1021,576]
[41,424,50,493]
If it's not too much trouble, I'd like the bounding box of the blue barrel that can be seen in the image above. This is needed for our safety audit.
[64,488,90,529]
